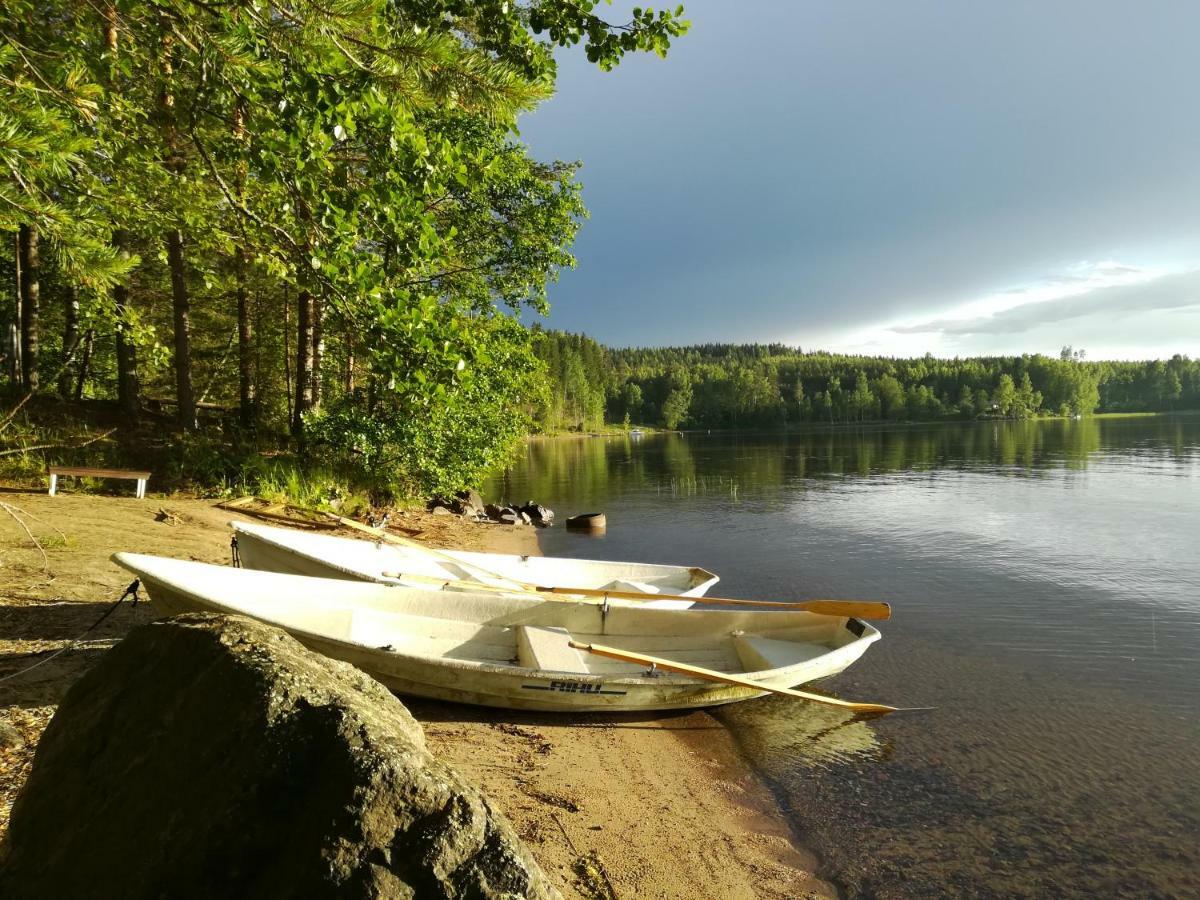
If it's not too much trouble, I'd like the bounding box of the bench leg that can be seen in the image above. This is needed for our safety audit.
[136,479,146,499]
[48,473,57,497]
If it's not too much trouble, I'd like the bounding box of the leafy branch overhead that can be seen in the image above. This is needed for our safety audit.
[0,0,687,494]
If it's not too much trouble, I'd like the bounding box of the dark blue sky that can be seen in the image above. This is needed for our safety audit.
[518,1,1200,359]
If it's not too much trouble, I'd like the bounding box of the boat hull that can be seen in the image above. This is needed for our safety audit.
[126,558,878,713]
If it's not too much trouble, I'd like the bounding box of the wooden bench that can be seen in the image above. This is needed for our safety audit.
[47,466,152,499]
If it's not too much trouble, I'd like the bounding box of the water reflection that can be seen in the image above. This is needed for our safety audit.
[490,417,1199,510]
[487,415,1200,898]
[713,698,883,772]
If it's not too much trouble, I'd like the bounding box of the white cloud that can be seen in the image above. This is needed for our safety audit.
[888,261,1160,335]
[803,260,1200,359]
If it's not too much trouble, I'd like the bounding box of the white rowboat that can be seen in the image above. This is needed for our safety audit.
[230,521,718,609]
[113,553,881,713]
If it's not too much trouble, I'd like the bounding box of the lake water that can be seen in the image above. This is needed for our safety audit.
[485,417,1200,898]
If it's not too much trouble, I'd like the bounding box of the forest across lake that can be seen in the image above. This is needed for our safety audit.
[532,331,1200,434]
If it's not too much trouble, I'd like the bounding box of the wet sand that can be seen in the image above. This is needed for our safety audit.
[0,488,829,899]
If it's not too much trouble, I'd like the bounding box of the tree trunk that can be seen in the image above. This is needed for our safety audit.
[292,289,314,438]
[311,296,323,412]
[283,285,293,424]
[344,341,355,394]
[18,224,39,392]
[113,232,139,416]
[10,231,22,385]
[235,250,254,427]
[59,286,80,398]
[166,229,196,430]
[75,328,94,400]
[160,34,195,431]
[231,100,254,429]
[104,17,139,417]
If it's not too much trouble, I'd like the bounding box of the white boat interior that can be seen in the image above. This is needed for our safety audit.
[230,520,719,599]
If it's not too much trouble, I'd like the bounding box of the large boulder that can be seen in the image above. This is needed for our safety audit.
[0,614,558,900]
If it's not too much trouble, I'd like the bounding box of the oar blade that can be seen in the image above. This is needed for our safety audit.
[798,600,892,620]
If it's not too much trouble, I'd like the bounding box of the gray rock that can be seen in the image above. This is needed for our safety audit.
[519,504,553,524]
[498,512,518,525]
[456,489,485,513]
[431,504,454,516]
[0,614,558,900]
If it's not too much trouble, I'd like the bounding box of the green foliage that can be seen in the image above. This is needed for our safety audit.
[306,316,544,495]
[532,335,1200,430]
[0,0,688,496]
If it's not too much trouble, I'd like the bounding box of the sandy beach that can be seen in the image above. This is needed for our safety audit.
[0,488,832,899]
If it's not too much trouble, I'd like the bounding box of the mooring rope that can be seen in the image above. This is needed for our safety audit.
[0,580,141,685]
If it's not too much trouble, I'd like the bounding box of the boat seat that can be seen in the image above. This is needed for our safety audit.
[516,626,590,674]
[733,636,828,672]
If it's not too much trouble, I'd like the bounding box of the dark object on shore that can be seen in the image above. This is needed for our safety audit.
[565,512,607,533]
[427,494,553,527]
[0,613,558,900]
[519,502,554,525]
[456,488,485,513]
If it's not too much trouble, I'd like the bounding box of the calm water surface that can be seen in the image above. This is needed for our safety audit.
[485,417,1200,898]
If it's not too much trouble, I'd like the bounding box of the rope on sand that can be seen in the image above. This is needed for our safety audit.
[0,580,141,685]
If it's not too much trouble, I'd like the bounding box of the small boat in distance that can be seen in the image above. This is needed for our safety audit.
[230,521,717,608]
[112,553,882,713]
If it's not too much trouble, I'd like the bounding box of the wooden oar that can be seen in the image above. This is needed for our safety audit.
[540,585,891,620]
[327,514,538,593]
[380,570,888,619]
[380,569,599,603]
[569,641,897,714]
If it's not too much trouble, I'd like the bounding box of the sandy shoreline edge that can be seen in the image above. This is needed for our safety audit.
[0,492,833,898]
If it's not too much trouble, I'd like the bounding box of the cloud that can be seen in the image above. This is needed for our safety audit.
[891,267,1200,336]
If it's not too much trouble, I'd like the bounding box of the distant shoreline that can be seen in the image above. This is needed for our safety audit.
[528,409,1200,441]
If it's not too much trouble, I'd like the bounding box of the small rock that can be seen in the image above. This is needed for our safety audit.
[498,512,519,525]
[520,503,554,524]
[431,505,454,516]
[457,489,485,512]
